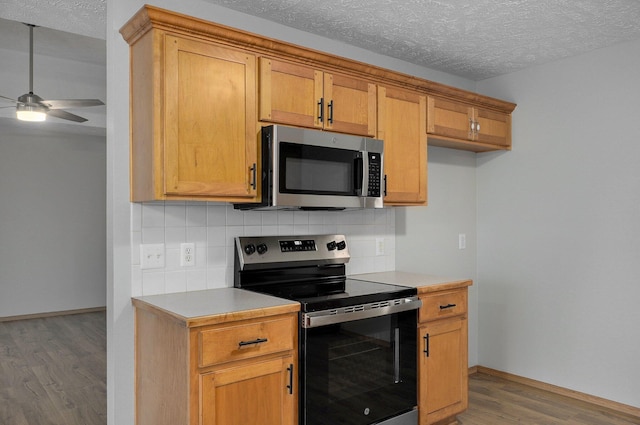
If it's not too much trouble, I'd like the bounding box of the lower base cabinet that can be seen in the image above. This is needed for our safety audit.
[200,355,296,425]
[418,287,470,425]
[133,304,298,425]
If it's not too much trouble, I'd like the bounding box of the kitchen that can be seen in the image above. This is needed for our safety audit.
[1,0,640,424]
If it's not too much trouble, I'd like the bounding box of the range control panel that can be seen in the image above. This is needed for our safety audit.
[280,239,316,252]
[235,234,350,270]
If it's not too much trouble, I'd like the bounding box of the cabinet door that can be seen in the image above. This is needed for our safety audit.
[474,107,511,147]
[259,58,323,129]
[323,72,377,136]
[418,318,468,425]
[200,355,296,425]
[378,86,427,204]
[164,35,257,198]
[427,96,474,141]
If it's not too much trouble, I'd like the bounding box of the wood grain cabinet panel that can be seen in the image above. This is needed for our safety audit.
[378,86,427,205]
[198,315,295,367]
[260,57,377,137]
[418,287,469,425]
[124,29,259,202]
[200,356,295,425]
[133,304,298,425]
[427,96,512,152]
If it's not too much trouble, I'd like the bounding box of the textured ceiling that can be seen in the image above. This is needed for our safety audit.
[0,0,105,39]
[0,17,105,66]
[203,0,640,80]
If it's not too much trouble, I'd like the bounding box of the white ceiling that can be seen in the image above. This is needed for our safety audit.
[203,0,640,80]
[0,0,639,80]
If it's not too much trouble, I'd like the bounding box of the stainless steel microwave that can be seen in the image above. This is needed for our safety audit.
[235,125,384,210]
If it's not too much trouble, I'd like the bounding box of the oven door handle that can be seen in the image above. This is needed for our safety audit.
[302,296,422,328]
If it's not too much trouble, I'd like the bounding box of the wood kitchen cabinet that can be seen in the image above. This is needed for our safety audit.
[132,295,298,425]
[427,96,512,152]
[378,86,427,205]
[259,57,377,137]
[418,287,469,425]
[122,5,516,205]
[120,19,259,202]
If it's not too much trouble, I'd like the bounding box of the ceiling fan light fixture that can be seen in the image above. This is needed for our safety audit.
[16,103,47,122]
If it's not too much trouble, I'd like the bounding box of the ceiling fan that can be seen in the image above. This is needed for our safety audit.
[0,23,104,123]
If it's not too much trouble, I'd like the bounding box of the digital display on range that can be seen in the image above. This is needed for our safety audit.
[279,239,317,252]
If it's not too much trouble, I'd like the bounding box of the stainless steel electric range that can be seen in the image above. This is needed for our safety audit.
[234,234,421,425]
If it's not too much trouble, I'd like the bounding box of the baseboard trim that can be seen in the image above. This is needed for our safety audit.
[0,306,106,322]
[470,365,640,419]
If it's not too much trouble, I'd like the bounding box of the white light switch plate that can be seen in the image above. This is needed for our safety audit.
[140,244,165,269]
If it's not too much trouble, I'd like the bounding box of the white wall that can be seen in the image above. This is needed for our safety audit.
[396,146,479,365]
[475,39,640,408]
[0,127,106,316]
[107,1,476,424]
[132,204,397,297]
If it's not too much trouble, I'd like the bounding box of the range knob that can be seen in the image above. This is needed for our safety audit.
[326,241,337,251]
[256,243,268,255]
[244,244,256,255]
[336,240,347,250]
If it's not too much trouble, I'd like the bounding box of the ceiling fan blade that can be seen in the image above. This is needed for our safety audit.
[0,95,18,103]
[41,99,105,109]
[47,109,88,123]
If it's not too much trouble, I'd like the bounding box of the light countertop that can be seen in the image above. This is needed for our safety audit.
[350,271,472,293]
[132,272,471,326]
[132,288,300,327]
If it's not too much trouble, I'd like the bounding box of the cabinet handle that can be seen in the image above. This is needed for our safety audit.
[439,303,457,310]
[469,118,475,135]
[383,174,388,197]
[317,98,324,123]
[249,163,257,190]
[423,333,430,357]
[327,100,334,124]
[475,121,480,133]
[286,364,294,394]
[238,337,268,347]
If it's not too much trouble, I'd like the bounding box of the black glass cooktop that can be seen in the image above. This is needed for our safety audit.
[250,278,416,312]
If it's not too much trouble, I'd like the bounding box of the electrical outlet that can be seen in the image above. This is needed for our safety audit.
[181,243,195,267]
[376,237,385,256]
[140,244,165,269]
[458,234,466,250]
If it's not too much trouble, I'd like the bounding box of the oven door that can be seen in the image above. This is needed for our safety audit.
[300,307,418,425]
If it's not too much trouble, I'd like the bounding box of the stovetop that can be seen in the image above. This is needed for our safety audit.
[248,278,417,312]
[234,234,416,312]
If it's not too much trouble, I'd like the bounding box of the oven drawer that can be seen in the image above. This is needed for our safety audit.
[198,315,295,367]
[419,289,467,323]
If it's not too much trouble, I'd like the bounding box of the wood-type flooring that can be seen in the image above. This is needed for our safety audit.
[1,311,638,425]
[459,372,640,425]
[0,311,106,425]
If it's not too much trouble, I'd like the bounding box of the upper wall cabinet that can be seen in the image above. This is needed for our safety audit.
[378,86,427,205]
[121,14,258,202]
[259,58,377,137]
[427,96,513,152]
[121,6,516,203]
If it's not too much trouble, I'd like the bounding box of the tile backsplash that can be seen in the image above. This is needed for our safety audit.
[131,202,396,296]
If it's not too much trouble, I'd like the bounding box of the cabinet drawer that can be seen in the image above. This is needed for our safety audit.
[419,289,467,323]
[199,316,295,367]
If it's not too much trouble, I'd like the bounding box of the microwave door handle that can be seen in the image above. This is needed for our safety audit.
[354,156,364,196]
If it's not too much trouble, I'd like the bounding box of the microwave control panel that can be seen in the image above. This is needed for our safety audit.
[368,153,382,197]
